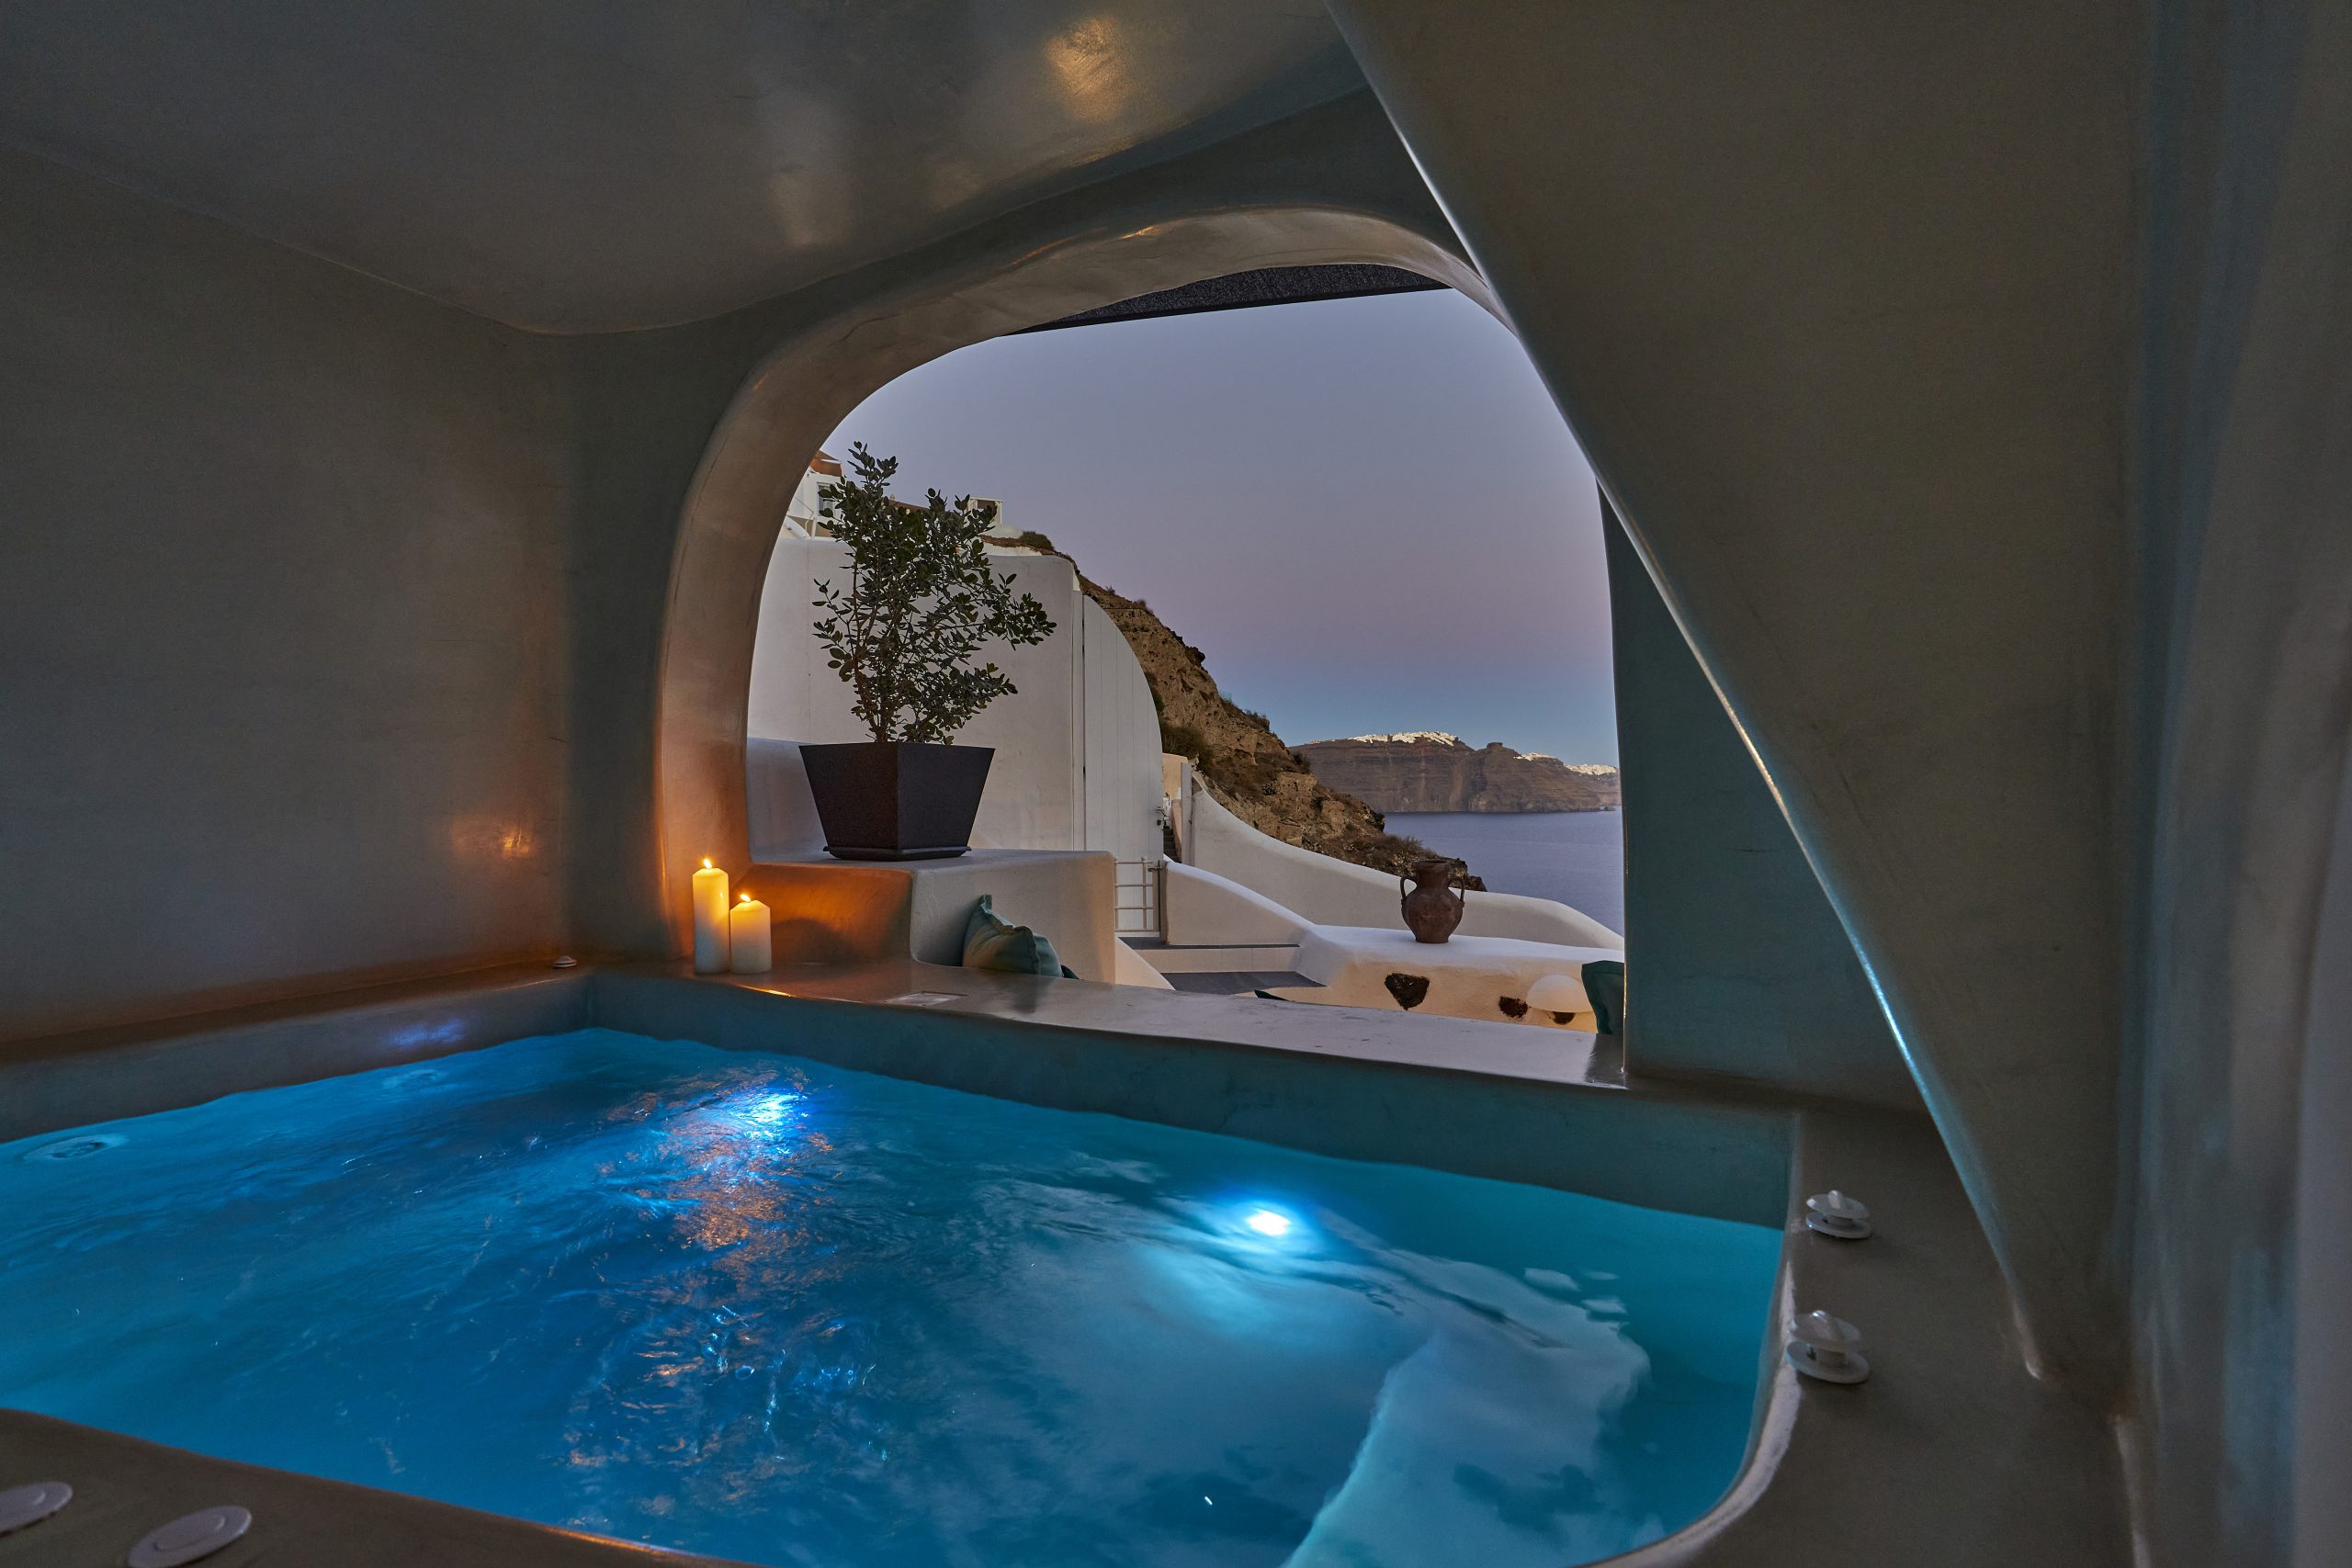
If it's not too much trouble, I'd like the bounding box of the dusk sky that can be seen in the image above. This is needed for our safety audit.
[820,288,1619,763]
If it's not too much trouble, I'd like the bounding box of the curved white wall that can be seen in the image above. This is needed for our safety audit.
[1077,593,1164,863]
[1162,862,1311,947]
[1112,937,1177,990]
[1182,783,1623,949]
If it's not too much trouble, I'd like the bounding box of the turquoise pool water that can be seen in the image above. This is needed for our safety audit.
[0,1029,1778,1568]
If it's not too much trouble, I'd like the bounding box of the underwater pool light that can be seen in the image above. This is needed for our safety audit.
[741,1089,804,1128]
[24,1134,124,1163]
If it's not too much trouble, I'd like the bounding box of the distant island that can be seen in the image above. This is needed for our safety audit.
[1297,732,1622,814]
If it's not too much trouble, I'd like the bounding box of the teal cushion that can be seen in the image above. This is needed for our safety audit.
[962,895,1065,977]
[1581,959,1626,1035]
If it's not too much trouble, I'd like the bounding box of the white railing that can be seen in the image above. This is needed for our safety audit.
[1114,857,1163,938]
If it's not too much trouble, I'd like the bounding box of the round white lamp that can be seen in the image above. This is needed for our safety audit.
[128,1506,251,1567]
[1784,1310,1871,1384]
[1525,974,1583,1022]
[1805,1190,1873,1239]
[0,1482,71,1538]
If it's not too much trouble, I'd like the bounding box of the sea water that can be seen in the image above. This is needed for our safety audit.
[0,1029,1774,1568]
[1387,810,1626,934]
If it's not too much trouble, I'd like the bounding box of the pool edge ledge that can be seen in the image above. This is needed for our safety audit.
[588,965,1791,1228]
[0,1407,757,1568]
[1602,1105,2132,1568]
[0,963,590,1145]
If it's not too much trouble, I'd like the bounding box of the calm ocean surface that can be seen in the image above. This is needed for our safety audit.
[1387,810,1626,936]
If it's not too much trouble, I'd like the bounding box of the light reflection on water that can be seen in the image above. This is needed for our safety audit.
[0,1029,1777,1568]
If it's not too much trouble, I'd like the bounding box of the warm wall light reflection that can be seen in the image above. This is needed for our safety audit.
[447,817,539,861]
[1044,16,1136,125]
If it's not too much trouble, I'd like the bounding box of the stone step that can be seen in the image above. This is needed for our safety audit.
[1162,971,1321,997]
[1132,942,1302,974]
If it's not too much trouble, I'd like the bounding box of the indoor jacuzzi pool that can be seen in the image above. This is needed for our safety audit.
[0,1026,1780,1568]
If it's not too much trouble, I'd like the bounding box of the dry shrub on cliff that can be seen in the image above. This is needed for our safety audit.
[1072,569,1483,887]
[1159,721,1208,761]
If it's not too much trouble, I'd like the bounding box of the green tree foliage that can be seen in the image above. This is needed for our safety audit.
[811,445,1056,743]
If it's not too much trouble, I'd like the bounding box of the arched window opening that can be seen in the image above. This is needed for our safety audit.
[745,268,1625,1039]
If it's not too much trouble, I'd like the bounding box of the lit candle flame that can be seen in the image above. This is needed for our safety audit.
[703,857,713,869]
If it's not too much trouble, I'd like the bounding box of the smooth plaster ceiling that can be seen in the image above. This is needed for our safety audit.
[0,1,1366,333]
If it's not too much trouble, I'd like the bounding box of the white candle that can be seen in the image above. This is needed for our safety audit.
[692,858,729,974]
[728,892,773,974]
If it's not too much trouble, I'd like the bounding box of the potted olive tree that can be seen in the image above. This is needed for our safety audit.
[801,444,1055,859]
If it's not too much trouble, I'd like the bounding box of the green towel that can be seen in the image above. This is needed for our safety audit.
[1581,960,1625,1035]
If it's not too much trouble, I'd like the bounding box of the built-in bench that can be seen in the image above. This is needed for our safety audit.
[739,847,1115,979]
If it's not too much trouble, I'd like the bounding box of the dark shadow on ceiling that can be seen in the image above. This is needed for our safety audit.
[1019,263,1442,332]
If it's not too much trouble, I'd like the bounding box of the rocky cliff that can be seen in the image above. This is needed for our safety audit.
[1296,732,1622,813]
[1038,552,1474,885]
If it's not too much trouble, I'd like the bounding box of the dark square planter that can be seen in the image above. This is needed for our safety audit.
[798,741,994,861]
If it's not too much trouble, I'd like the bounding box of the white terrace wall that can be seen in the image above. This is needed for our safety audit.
[1178,775,1623,950]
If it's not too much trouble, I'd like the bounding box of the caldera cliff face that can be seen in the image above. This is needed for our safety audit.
[1297,732,1621,814]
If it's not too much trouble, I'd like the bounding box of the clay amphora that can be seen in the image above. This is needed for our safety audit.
[1399,857,1469,943]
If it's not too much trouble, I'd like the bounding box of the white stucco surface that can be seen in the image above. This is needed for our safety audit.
[1292,926,1617,1027]
[1181,784,1624,949]
[1112,937,1177,989]
[741,849,1116,980]
[1162,862,1312,947]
